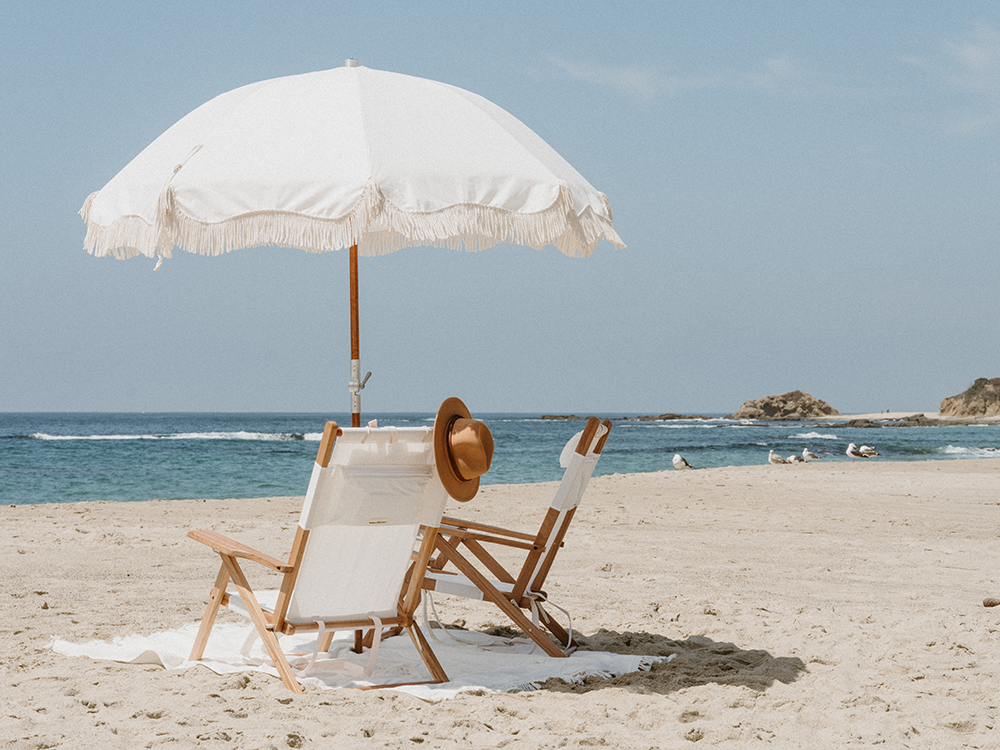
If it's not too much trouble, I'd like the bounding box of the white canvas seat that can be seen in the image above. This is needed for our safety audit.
[424,417,612,657]
[188,421,450,693]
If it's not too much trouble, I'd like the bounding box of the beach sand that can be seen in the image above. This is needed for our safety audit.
[4,459,1000,748]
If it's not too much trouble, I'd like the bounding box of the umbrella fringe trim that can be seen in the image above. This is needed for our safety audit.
[80,179,625,261]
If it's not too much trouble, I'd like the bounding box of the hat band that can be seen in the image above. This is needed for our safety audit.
[446,416,471,482]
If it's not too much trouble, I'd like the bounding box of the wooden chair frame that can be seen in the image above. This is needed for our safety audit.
[188,421,448,693]
[423,417,612,657]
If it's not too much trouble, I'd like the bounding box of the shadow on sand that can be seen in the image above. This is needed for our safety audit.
[528,628,807,695]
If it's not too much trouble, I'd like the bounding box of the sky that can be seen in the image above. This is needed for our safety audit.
[2,1,999,415]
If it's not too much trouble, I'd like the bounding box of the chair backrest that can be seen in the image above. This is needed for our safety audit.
[275,423,449,625]
[513,417,612,599]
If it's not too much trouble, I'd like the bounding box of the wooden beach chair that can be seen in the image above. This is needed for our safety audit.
[187,421,450,693]
[423,417,612,657]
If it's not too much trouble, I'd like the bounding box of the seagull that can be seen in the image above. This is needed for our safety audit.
[859,445,880,458]
[802,448,821,461]
[846,443,866,462]
[788,454,806,463]
[768,449,788,465]
[672,454,693,470]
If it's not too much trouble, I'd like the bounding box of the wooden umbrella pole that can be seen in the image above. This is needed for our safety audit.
[350,244,361,427]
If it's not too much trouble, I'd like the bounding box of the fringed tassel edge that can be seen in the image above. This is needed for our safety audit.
[80,179,626,261]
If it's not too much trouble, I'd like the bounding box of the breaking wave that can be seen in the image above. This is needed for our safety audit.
[29,431,321,442]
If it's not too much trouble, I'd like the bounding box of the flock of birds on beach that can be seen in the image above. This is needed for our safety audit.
[672,443,881,470]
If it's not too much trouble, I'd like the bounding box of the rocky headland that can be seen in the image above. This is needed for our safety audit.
[940,378,1000,418]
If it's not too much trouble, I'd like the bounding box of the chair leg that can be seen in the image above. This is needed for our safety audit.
[190,564,230,661]
[221,555,304,694]
[404,623,448,684]
[319,629,336,652]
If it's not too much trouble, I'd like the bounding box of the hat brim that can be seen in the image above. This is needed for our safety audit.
[434,397,479,502]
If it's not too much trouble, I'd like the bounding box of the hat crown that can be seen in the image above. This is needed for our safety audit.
[449,418,494,480]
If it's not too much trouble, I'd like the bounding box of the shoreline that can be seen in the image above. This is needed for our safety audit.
[5,459,1000,746]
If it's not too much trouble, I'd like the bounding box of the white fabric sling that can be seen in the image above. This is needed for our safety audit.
[203,424,449,687]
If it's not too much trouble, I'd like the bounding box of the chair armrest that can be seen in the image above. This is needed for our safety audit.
[188,529,294,573]
[440,516,536,542]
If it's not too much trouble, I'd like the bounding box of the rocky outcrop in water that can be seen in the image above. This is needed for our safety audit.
[940,378,1000,417]
[727,390,839,421]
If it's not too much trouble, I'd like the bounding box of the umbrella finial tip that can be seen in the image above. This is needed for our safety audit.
[345,57,359,68]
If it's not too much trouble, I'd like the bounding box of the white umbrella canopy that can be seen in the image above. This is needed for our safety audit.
[80,60,625,422]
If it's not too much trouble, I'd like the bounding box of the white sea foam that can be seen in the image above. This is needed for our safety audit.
[790,432,839,440]
[936,445,1000,457]
[652,424,717,429]
[30,431,316,442]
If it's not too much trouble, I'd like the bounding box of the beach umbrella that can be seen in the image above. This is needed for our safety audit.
[80,59,625,425]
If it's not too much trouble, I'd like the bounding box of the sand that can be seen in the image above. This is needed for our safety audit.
[4,459,1000,748]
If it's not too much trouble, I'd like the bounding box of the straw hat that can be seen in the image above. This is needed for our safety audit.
[434,397,494,502]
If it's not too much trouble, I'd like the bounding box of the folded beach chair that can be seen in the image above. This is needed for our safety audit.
[187,420,452,693]
[423,417,612,657]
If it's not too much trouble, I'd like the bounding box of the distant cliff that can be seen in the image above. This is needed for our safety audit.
[727,390,839,420]
[940,378,1000,417]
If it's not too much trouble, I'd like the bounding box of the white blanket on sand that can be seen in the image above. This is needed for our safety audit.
[50,623,670,701]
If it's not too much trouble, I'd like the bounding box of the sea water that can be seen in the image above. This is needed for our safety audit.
[1,412,998,505]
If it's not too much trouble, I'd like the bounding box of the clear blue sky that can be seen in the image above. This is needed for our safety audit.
[2,1,998,415]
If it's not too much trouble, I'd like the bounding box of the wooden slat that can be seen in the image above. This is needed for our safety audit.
[221,554,303,694]
[510,508,559,599]
[440,516,536,542]
[401,527,438,615]
[461,537,518,584]
[316,422,340,468]
[594,419,613,454]
[530,506,576,591]
[187,529,293,572]
[405,623,448,683]
[280,615,408,634]
[270,527,309,631]
[189,564,230,661]
[574,417,601,457]
[441,529,535,550]
[434,536,566,658]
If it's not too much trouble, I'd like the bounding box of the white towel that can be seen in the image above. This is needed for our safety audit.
[50,622,671,701]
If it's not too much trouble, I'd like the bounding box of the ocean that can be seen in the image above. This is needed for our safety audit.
[2,412,998,505]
